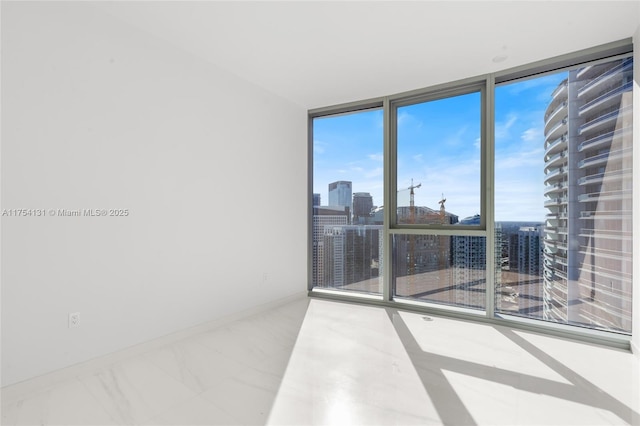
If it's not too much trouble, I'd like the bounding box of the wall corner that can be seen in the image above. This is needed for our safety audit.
[632,24,640,358]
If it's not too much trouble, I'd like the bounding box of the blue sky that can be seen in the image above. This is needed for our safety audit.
[313,71,567,222]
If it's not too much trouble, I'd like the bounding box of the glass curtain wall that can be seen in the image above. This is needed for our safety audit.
[310,47,633,336]
[392,90,487,310]
[311,108,384,295]
[495,56,633,333]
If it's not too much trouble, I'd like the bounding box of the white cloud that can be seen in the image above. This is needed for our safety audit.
[444,125,471,146]
[413,154,424,162]
[495,114,517,141]
[521,127,542,143]
[313,141,326,154]
[368,153,383,162]
[397,111,423,129]
[365,167,383,179]
[496,148,544,169]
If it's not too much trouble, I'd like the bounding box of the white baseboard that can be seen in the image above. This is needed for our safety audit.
[1,290,308,401]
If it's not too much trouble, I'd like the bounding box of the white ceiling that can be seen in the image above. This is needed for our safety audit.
[96,1,640,109]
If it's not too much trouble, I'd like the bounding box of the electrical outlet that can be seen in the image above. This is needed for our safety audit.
[69,312,80,328]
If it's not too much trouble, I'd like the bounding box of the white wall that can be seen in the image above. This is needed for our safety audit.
[1,3,307,386]
[633,23,640,356]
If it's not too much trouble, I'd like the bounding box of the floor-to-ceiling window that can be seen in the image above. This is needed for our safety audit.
[391,88,488,310]
[495,56,633,333]
[309,41,633,339]
[311,106,384,295]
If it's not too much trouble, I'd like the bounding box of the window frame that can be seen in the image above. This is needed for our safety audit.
[307,100,384,294]
[388,81,488,232]
[307,38,634,349]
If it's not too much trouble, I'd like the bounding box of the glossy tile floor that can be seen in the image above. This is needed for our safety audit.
[2,296,639,425]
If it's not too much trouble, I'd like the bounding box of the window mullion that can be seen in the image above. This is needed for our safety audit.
[485,75,496,318]
[383,96,393,302]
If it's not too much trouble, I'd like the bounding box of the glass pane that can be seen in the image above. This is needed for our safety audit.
[495,57,633,333]
[393,233,487,310]
[312,109,383,295]
[396,91,481,225]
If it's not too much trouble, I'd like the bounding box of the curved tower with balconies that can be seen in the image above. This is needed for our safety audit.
[543,57,633,332]
[543,77,570,323]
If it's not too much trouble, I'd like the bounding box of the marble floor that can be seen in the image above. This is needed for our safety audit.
[2,296,639,425]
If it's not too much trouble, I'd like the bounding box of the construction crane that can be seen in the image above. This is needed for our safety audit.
[407,179,421,293]
[437,193,448,295]
[438,193,446,224]
[408,179,422,224]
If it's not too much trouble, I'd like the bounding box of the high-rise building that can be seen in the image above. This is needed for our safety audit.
[394,232,452,303]
[394,205,457,289]
[328,181,353,222]
[394,208,479,306]
[451,234,486,308]
[543,57,633,331]
[515,226,544,314]
[508,233,520,271]
[312,207,348,287]
[397,206,458,225]
[518,227,543,278]
[450,215,501,309]
[323,225,382,289]
[352,192,373,221]
[313,193,321,207]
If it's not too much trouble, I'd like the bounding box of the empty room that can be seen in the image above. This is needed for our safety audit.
[1,1,640,425]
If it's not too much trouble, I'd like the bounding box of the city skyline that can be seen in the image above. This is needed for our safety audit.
[313,72,567,221]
